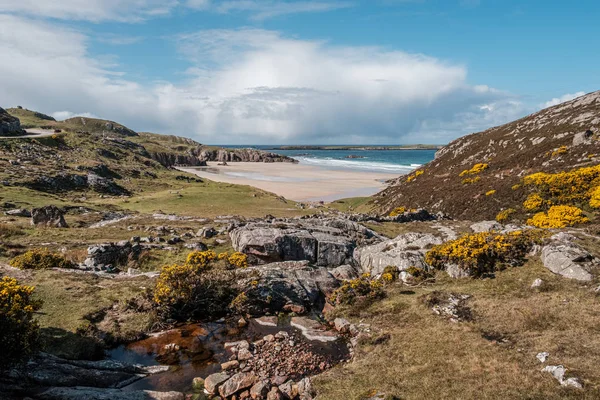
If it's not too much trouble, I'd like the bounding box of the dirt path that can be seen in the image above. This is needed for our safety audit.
[0,129,57,139]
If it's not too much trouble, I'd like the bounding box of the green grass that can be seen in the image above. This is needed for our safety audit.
[328,197,374,213]
[316,259,600,399]
[114,179,311,218]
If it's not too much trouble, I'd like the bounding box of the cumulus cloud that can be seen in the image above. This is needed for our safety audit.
[542,91,586,109]
[52,111,99,121]
[0,15,522,144]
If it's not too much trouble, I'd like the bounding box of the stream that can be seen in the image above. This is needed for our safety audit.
[108,317,349,393]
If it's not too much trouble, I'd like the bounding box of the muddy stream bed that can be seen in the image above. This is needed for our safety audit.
[108,317,350,393]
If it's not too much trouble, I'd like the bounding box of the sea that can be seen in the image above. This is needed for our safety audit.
[220,145,437,174]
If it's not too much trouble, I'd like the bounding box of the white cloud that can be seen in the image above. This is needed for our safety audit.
[52,111,99,121]
[96,34,144,46]
[0,0,178,22]
[213,1,353,21]
[542,91,586,109]
[0,16,523,144]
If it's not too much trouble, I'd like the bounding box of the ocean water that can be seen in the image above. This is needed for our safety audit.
[220,145,437,174]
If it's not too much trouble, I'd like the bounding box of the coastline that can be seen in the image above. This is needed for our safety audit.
[178,162,399,202]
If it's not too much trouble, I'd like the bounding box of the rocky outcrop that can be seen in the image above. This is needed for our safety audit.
[238,261,339,314]
[37,388,184,400]
[82,240,141,272]
[354,232,443,276]
[25,173,129,195]
[230,218,381,267]
[149,152,208,167]
[31,206,68,228]
[0,107,24,135]
[64,117,138,137]
[199,148,298,163]
[7,352,169,394]
[541,233,598,281]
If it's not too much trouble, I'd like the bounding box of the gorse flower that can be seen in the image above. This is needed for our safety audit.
[527,205,589,228]
[460,163,489,177]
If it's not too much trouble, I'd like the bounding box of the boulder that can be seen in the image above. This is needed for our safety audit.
[83,240,141,272]
[330,264,360,281]
[86,173,129,195]
[4,208,31,217]
[231,218,380,267]
[219,372,257,398]
[238,261,339,314]
[290,317,339,342]
[250,380,270,399]
[541,233,598,281]
[37,388,185,400]
[0,107,23,135]
[204,372,230,395]
[354,232,443,276]
[470,221,503,232]
[31,206,68,228]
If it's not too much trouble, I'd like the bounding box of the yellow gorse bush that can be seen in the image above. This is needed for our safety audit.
[485,190,496,196]
[0,277,42,369]
[462,176,481,185]
[186,250,217,268]
[523,193,544,211]
[549,145,568,158]
[425,230,543,276]
[522,164,600,206]
[10,248,74,270]
[389,206,407,217]
[496,208,516,222]
[227,252,248,269]
[329,274,385,305]
[527,205,589,228]
[589,186,600,208]
[405,169,424,183]
[460,163,489,177]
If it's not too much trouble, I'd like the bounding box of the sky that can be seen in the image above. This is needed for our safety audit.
[0,1,598,145]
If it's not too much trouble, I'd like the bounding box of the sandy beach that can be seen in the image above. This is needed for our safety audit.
[178,162,399,202]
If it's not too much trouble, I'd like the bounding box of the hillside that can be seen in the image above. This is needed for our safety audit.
[376,91,600,220]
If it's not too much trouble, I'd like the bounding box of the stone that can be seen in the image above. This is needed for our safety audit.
[31,205,68,228]
[82,241,141,271]
[354,232,442,276]
[205,372,230,394]
[291,317,339,342]
[470,221,503,233]
[330,264,360,280]
[197,226,217,239]
[238,317,248,327]
[536,352,549,363]
[36,387,185,400]
[237,348,253,361]
[279,381,296,399]
[238,261,339,314]
[225,340,250,350]
[542,365,583,388]
[266,387,285,400]
[334,318,351,333]
[541,234,598,281]
[4,208,31,217]
[219,373,257,398]
[531,278,544,289]
[230,218,381,267]
[250,380,270,399]
[297,377,315,400]
[221,360,240,371]
[254,316,278,327]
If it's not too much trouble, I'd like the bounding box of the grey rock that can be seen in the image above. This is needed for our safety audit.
[354,232,442,276]
[542,365,583,389]
[31,206,68,228]
[219,372,256,398]
[37,388,185,400]
[536,352,549,363]
[330,264,360,280]
[238,261,339,314]
[290,316,339,342]
[334,318,351,333]
[531,278,544,289]
[4,208,31,217]
[250,380,270,399]
[470,221,503,232]
[230,218,381,267]
[541,234,598,281]
[82,241,141,272]
[204,372,230,395]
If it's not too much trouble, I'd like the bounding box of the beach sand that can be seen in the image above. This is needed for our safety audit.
[178,162,399,202]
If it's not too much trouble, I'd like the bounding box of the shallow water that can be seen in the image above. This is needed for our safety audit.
[108,318,348,393]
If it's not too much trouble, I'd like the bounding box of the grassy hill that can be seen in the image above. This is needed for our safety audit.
[376,91,600,222]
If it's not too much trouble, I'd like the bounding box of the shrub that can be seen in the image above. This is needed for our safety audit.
[381,265,399,283]
[462,176,481,185]
[485,190,496,196]
[0,277,42,370]
[459,163,489,177]
[10,248,74,270]
[527,205,589,228]
[153,250,239,321]
[523,193,544,211]
[404,266,434,282]
[511,184,521,190]
[227,252,248,269]
[549,145,568,158]
[406,169,424,183]
[589,186,600,208]
[425,230,544,277]
[389,207,406,217]
[328,273,385,306]
[496,208,516,222]
[522,164,600,206]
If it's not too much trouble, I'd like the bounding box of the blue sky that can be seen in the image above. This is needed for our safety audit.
[0,0,597,144]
